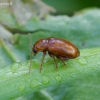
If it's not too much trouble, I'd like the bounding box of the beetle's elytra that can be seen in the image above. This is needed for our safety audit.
[30,37,80,72]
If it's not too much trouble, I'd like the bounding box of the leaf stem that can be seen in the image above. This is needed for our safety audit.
[0,38,21,62]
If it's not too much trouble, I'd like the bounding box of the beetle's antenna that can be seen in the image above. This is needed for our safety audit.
[29,33,33,49]
[29,51,33,74]
[28,33,33,74]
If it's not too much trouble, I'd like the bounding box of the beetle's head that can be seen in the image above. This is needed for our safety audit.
[32,48,37,56]
[32,39,48,56]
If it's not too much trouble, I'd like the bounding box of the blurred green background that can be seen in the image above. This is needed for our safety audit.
[42,0,100,15]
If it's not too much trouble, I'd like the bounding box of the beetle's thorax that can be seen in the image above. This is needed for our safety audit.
[47,37,56,44]
[33,39,48,53]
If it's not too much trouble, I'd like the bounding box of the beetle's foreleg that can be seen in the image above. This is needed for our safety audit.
[40,52,46,72]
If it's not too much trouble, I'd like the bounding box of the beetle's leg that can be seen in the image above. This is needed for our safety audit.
[40,51,46,72]
[48,51,53,57]
[56,56,68,66]
[53,56,58,70]
[48,52,58,70]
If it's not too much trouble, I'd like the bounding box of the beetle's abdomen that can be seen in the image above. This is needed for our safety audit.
[48,38,80,58]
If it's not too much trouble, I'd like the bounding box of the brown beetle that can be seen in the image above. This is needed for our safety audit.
[29,34,80,73]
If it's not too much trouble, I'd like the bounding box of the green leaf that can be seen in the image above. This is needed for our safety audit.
[0,48,100,100]
[0,8,100,100]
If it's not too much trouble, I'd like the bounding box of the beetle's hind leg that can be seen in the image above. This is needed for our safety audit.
[48,52,58,70]
[56,56,69,66]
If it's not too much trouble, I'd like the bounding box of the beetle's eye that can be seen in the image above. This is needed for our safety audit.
[33,49,36,53]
